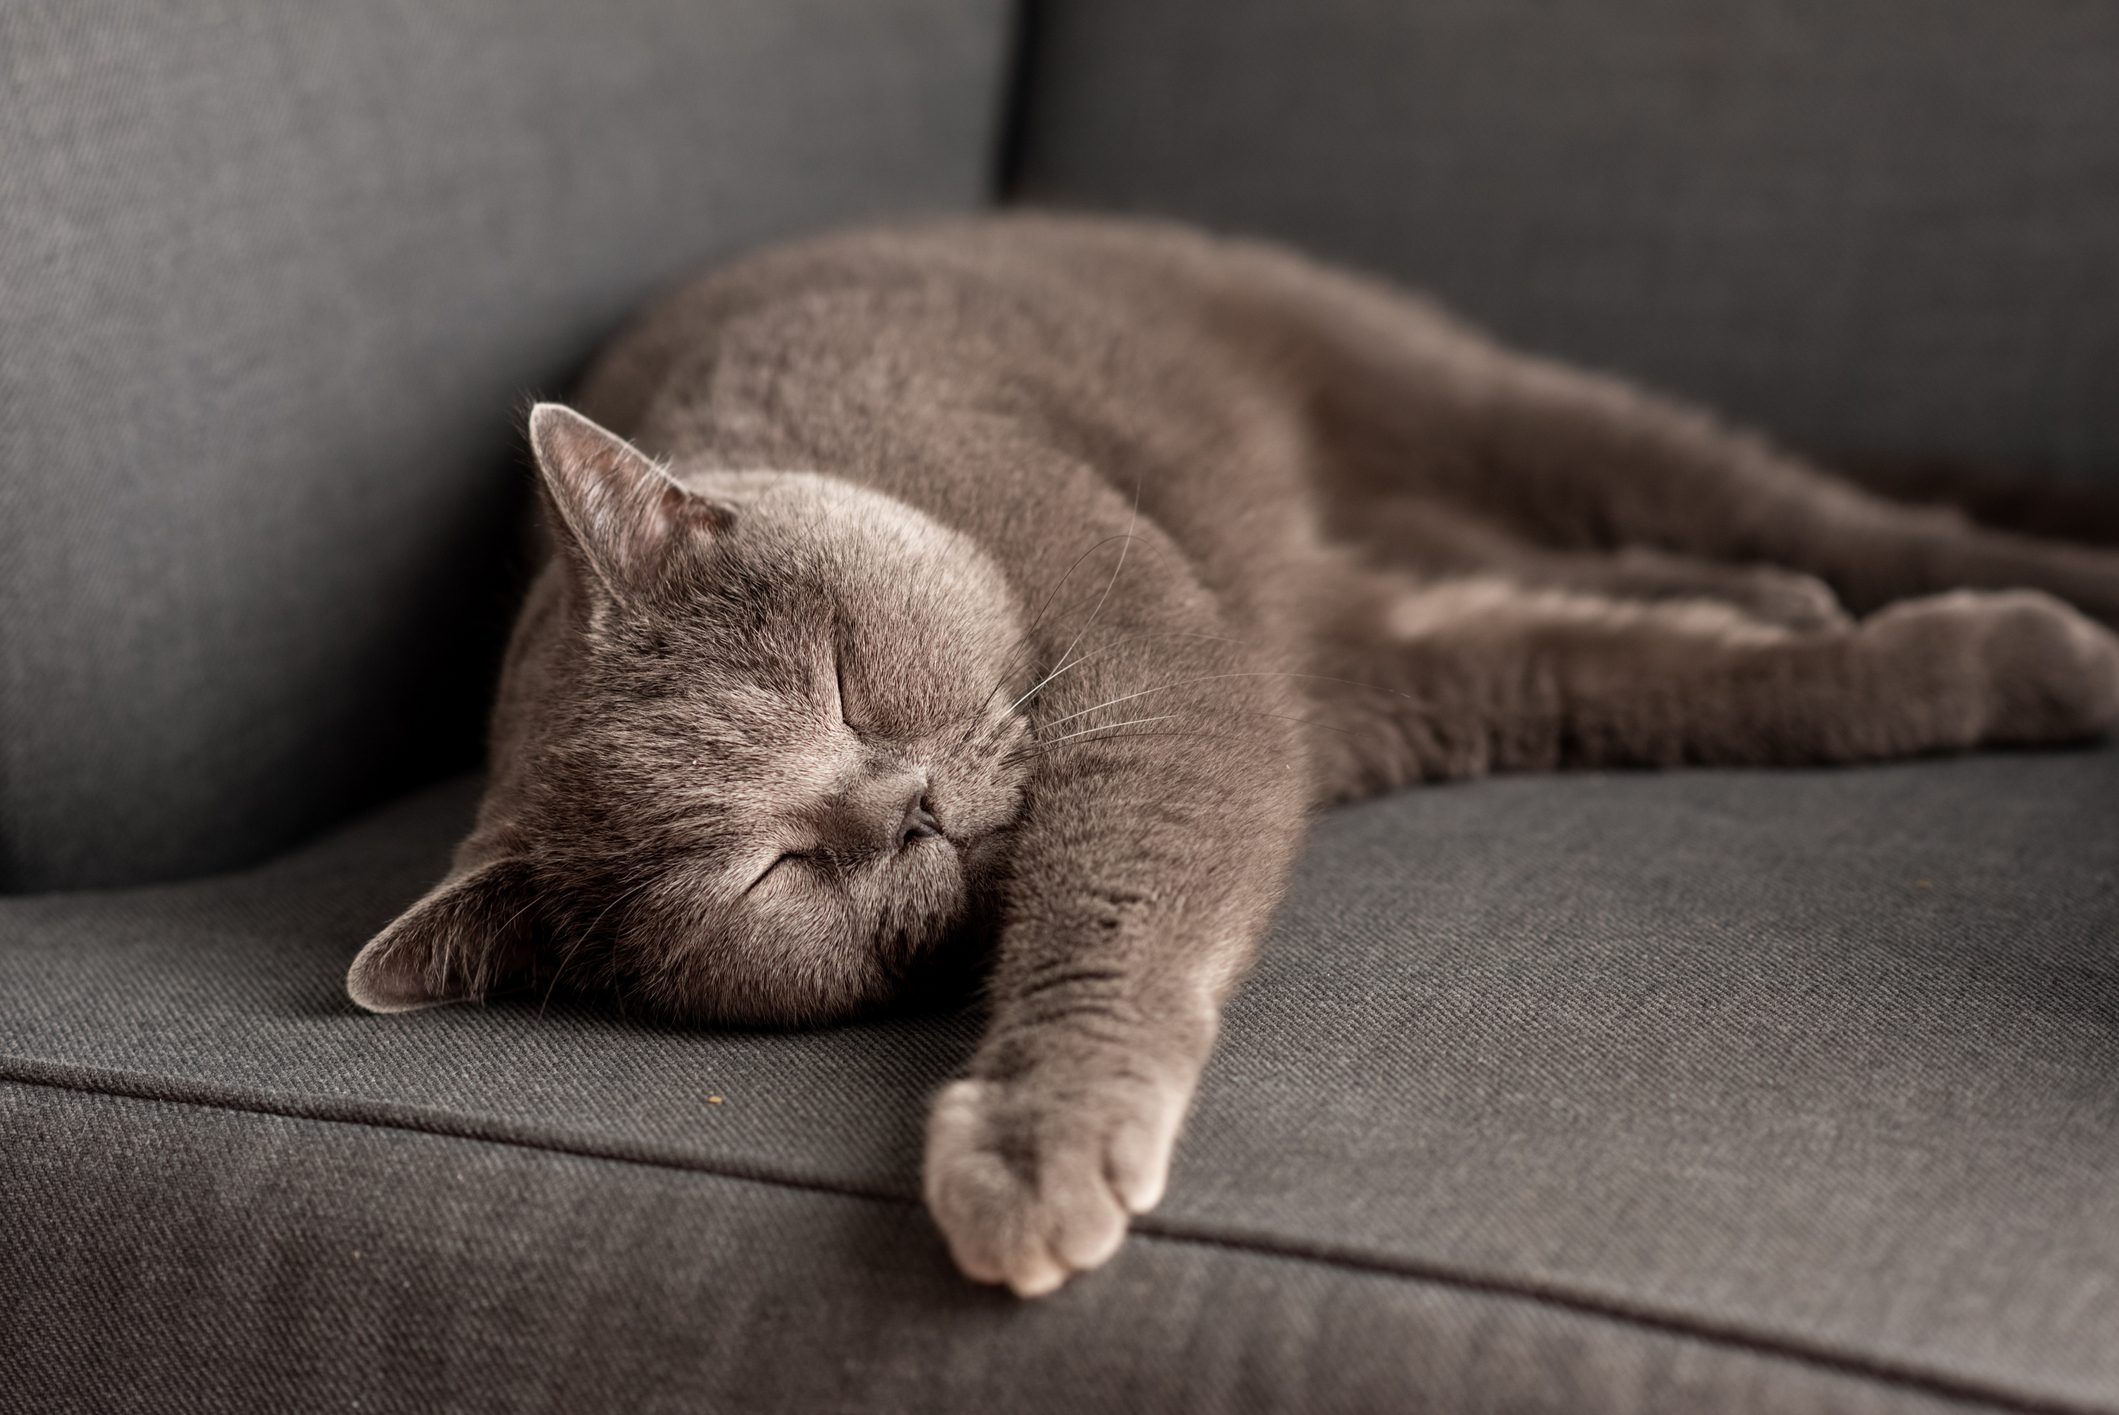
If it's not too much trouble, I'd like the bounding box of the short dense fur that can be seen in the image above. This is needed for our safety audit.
[350,214,2119,1295]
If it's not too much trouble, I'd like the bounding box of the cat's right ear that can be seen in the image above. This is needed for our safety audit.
[528,403,728,600]
[347,858,539,1013]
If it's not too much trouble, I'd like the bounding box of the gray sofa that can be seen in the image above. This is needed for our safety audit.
[6,4,2117,1411]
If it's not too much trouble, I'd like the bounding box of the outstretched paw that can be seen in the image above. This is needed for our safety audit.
[1872,589,2119,743]
[1977,590,2119,740]
[923,1069,1188,1297]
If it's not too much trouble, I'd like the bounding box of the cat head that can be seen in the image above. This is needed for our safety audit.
[347,404,1031,1025]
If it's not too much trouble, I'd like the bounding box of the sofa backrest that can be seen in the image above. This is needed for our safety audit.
[0,1,1012,891]
[1009,1,2119,483]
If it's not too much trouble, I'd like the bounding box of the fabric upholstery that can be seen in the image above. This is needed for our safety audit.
[1007,1,2119,486]
[7,748,2117,1412]
[0,0,1012,892]
[11,4,2119,1411]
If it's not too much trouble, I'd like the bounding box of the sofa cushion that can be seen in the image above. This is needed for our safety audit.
[6,748,2116,1412]
[0,0,1012,892]
[1008,0,2119,486]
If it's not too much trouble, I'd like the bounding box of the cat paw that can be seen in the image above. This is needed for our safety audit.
[923,1070,1187,1297]
[1872,590,2119,743]
[1976,591,2119,740]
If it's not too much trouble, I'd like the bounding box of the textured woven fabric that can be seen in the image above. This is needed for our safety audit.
[1008,1,2119,485]
[0,0,1011,891]
[0,1088,1984,1415]
[6,750,2117,1411]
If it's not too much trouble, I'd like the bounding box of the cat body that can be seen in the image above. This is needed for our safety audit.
[349,214,2119,1295]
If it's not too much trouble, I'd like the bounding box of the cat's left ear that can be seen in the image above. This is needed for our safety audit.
[347,858,539,1013]
[528,403,727,599]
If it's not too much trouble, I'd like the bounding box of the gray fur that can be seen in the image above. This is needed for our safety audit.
[348,213,2119,1295]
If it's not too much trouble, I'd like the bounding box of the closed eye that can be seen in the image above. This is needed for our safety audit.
[834,653,852,729]
[745,850,810,895]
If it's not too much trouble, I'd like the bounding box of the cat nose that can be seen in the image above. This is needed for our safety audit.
[820,771,940,854]
[900,791,942,845]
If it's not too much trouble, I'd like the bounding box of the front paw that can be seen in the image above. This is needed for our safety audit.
[923,1069,1188,1297]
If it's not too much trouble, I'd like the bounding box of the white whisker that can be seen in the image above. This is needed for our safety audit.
[1009,625,1249,711]
[962,526,1149,726]
[1006,481,1144,715]
[1020,727,1244,757]
[1032,712,1188,747]
[1037,669,1414,731]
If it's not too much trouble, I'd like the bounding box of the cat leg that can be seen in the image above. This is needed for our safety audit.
[924,622,1311,1296]
[1347,494,1848,632]
[1437,352,2119,624]
[1198,228,2119,623]
[1307,576,2119,804]
[1574,549,1848,631]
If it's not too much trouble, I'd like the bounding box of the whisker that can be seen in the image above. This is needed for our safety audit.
[968,527,1146,723]
[464,891,551,1002]
[1008,626,1252,713]
[1027,478,1143,711]
[1002,480,1153,720]
[1016,728,1245,758]
[542,875,655,1015]
[538,933,594,1018]
[1033,702,1355,740]
[1034,712,1188,747]
[1037,669,1414,731]
[955,626,1250,747]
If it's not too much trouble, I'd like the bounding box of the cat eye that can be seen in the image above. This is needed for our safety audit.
[745,850,811,895]
[833,653,854,730]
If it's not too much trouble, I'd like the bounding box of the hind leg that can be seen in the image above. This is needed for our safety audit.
[1434,353,2119,625]
[1207,231,2119,624]
[1306,575,2119,806]
[1349,495,1849,632]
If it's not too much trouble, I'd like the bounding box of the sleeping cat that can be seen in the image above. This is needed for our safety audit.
[346,213,2119,1296]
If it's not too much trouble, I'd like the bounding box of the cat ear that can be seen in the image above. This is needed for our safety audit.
[347,858,538,1013]
[528,403,727,599]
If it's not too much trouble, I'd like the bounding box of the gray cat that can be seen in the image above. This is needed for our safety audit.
[346,214,2119,1296]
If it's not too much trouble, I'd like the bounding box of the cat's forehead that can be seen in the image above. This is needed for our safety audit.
[689,469,1021,616]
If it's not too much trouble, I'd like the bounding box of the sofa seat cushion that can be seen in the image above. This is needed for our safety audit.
[5,748,2117,1413]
